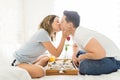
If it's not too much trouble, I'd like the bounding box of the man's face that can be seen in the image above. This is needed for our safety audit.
[60,15,70,30]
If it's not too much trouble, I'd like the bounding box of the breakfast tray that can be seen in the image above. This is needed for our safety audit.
[45,59,79,75]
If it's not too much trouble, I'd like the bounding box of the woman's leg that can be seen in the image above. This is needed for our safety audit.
[33,55,49,67]
[17,63,45,78]
[79,57,118,75]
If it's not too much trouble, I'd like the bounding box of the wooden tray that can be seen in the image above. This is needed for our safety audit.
[45,59,79,75]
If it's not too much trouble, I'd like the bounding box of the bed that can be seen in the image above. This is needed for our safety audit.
[32,57,120,80]
[0,63,119,80]
[0,64,31,80]
[0,52,120,80]
[0,61,120,80]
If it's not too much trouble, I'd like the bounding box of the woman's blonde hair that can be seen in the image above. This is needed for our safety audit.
[39,15,58,41]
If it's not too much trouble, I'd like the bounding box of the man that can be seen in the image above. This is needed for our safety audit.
[61,10,120,75]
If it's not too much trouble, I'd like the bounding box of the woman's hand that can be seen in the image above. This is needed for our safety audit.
[62,26,72,38]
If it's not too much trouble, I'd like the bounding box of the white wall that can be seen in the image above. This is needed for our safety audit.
[118,1,120,46]
[23,0,55,41]
[0,0,120,62]
[0,0,24,64]
[54,0,120,58]
[0,0,55,64]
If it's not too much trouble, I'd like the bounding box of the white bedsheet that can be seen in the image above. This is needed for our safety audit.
[0,51,120,80]
[32,70,120,80]
[0,64,31,80]
[0,63,120,80]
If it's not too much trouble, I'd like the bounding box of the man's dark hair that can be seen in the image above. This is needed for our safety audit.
[63,10,80,28]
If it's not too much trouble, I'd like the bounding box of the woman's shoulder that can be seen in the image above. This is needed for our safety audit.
[38,28,46,32]
[36,29,50,38]
[37,28,48,34]
[30,29,48,38]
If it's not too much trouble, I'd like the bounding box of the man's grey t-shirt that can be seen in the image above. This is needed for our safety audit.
[13,29,50,63]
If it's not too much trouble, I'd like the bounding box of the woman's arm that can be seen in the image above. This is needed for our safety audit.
[42,29,71,57]
[77,38,106,61]
[42,36,66,57]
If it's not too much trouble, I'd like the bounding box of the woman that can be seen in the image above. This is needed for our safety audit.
[11,15,71,78]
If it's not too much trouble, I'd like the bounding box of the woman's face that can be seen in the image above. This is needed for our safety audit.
[52,17,61,32]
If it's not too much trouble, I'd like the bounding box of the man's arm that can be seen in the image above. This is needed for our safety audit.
[77,38,106,61]
[72,43,79,66]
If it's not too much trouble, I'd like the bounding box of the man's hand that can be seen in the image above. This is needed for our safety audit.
[72,56,79,67]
